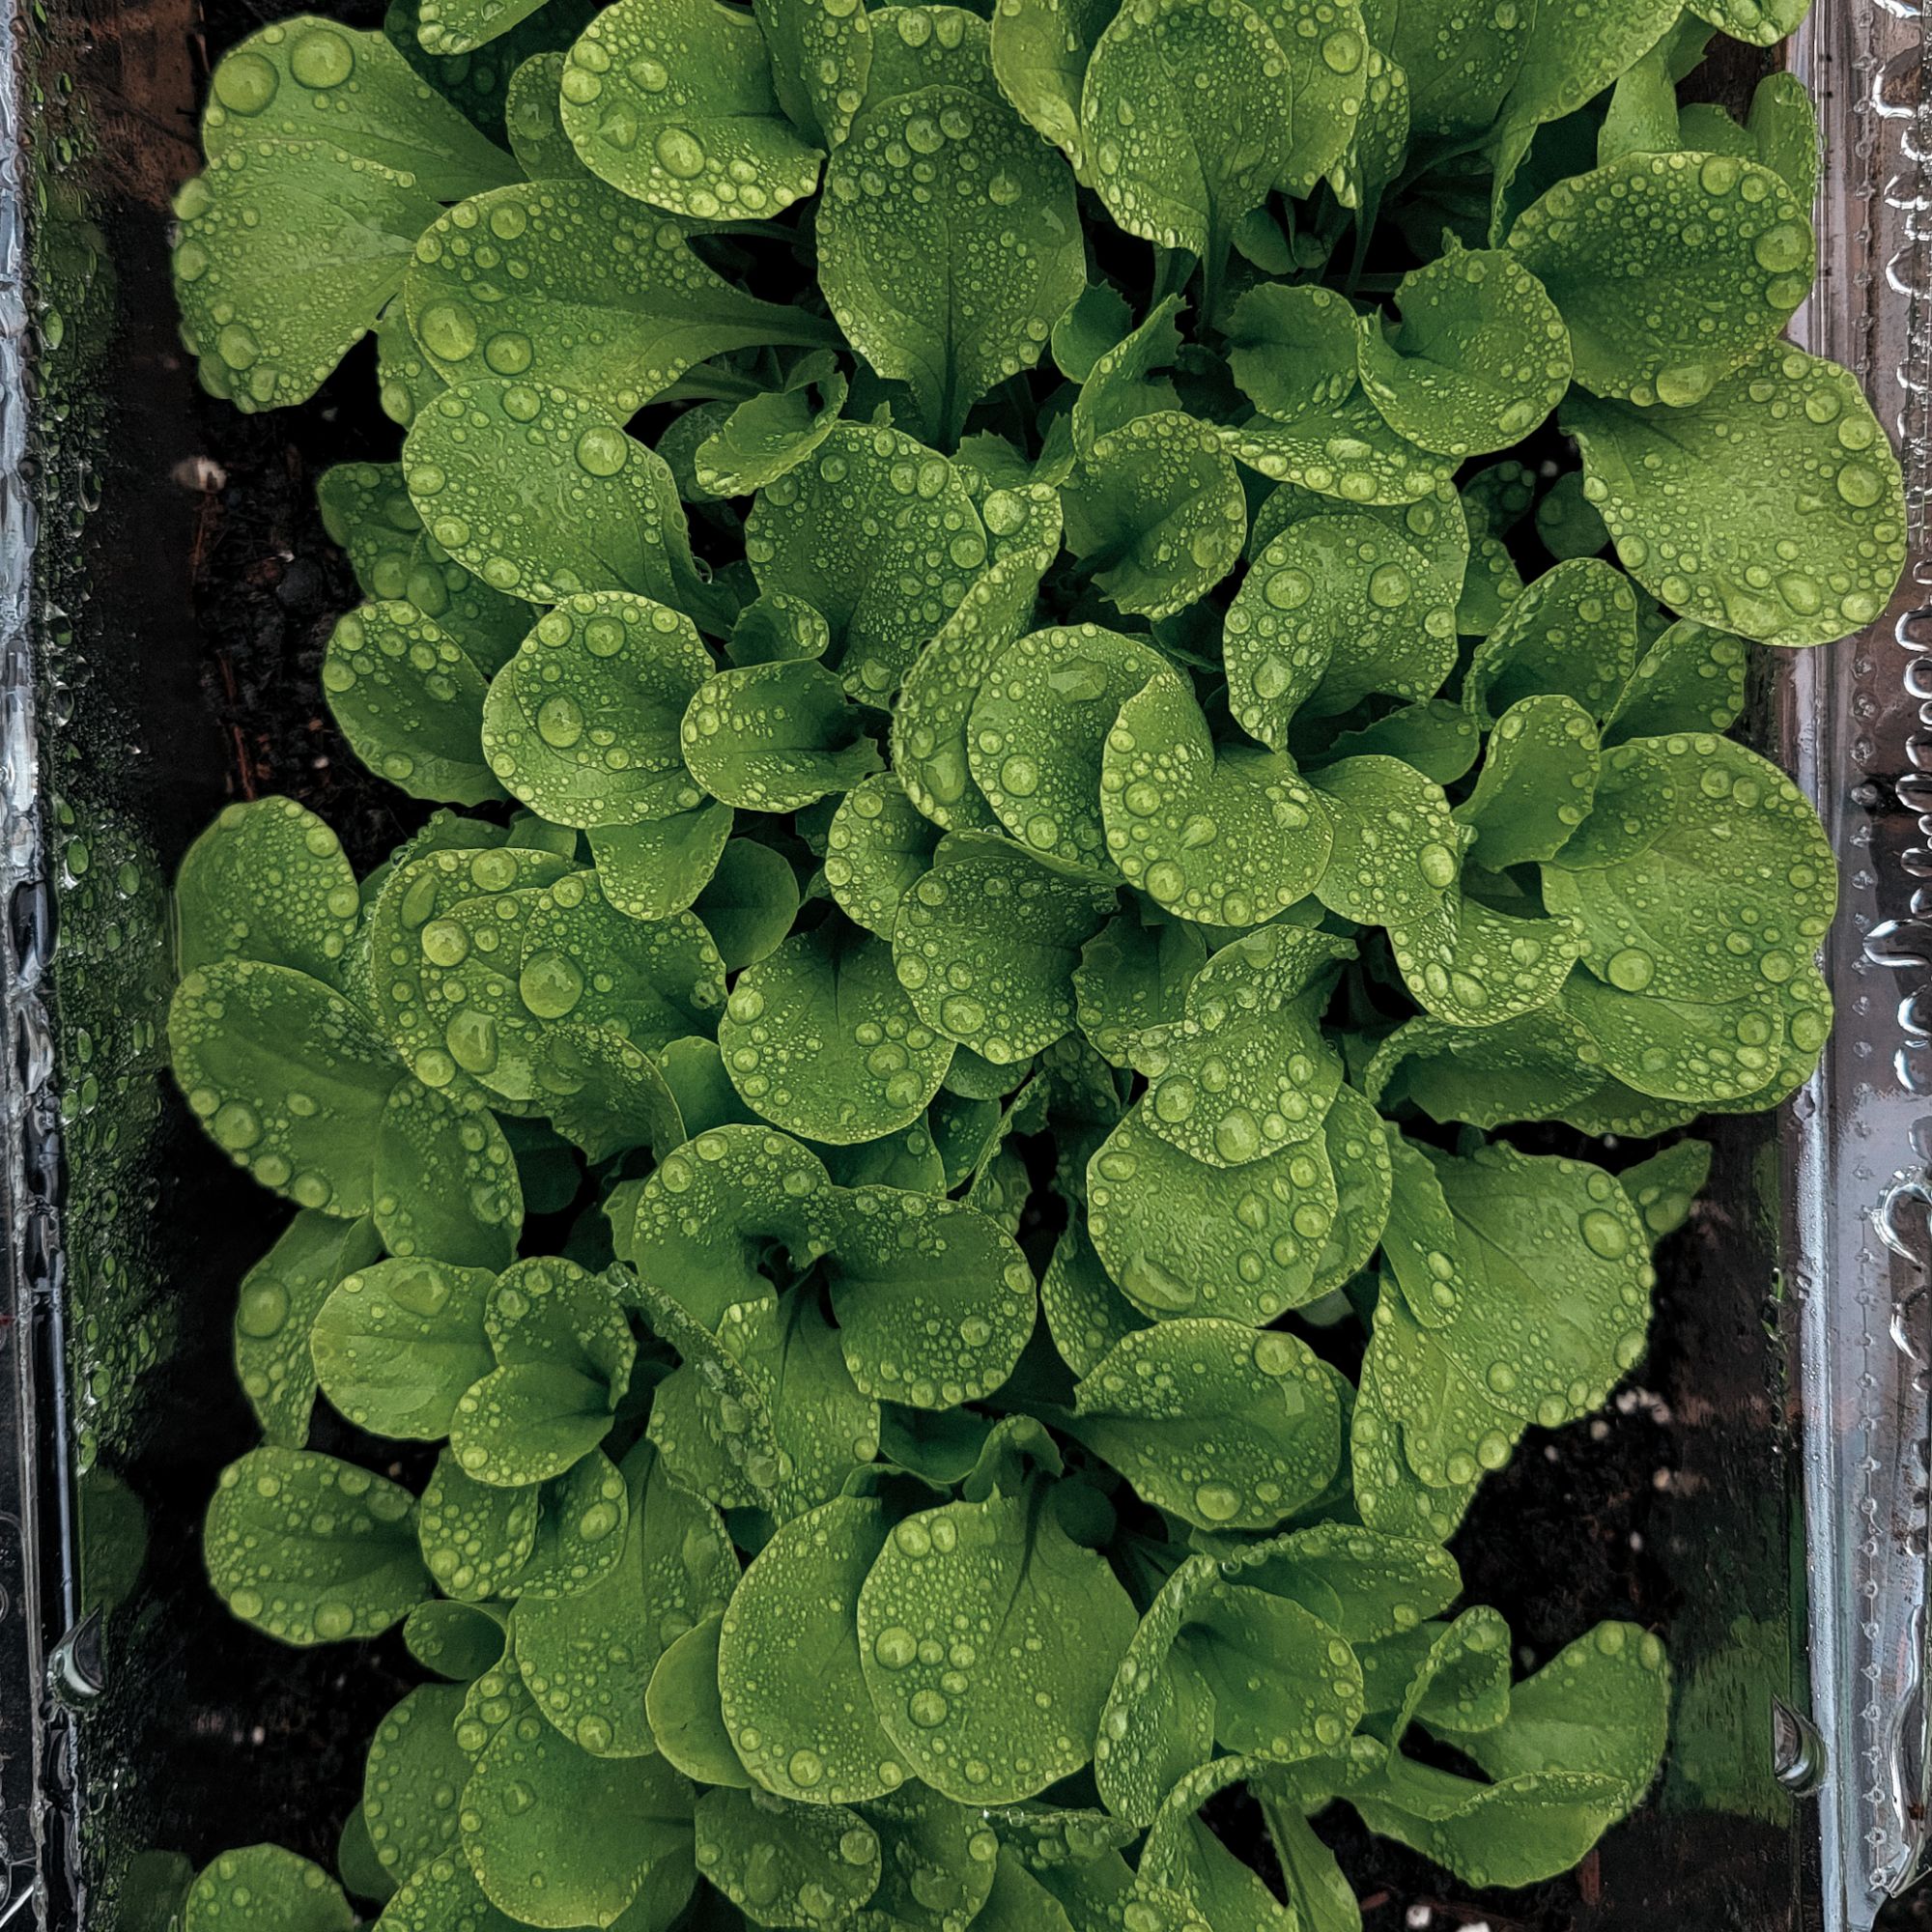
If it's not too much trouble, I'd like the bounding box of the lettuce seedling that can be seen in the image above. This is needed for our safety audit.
[160,0,1898,1924]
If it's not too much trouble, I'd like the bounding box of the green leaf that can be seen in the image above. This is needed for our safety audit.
[1069,1320,1343,1528]
[853,1784,1000,1932]
[414,0,549,57]
[893,838,1117,1063]
[823,1181,1037,1406]
[1132,923,1350,1168]
[1225,511,1459,745]
[517,1442,738,1755]
[177,795,362,988]
[719,1494,911,1802]
[1603,617,1747,743]
[1463,556,1640,727]
[693,838,802,971]
[373,1077,526,1269]
[858,1484,1137,1803]
[1542,731,1835,1006]
[697,366,851,497]
[1039,1216,1150,1378]
[722,918,954,1143]
[175,141,429,410]
[367,849,724,1103]
[510,1449,636,1599]
[463,1716,695,1927]
[417,1452,540,1600]
[825,774,942,939]
[1262,0,1372,195]
[203,18,517,197]
[1508,151,1811,407]
[183,1846,355,1932]
[324,602,504,806]
[171,957,406,1217]
[318,460,425,599]
[1485,0,1683,233]
[821,80,1085,445]
[648,1612,752,1787]
[1357,242,1570,459]
[1079,0,1294,272]
[506,50,589,177]
[683,658,885,810]
[1064,412,1248,621]
[559,0,824,221]
[1099,666,1331,926]
[757,0,873,146]
[235,1210,384,1445]
[1308,754,1458,928]
[407,180,837,412]
[1686,0,1810,50]
[449,1258,635,1484]
[695,1789,884,1924]
[1454,694,1600,869]
[1386,0,1528,140]
[206,1447,427,1644]
[311,1256,497,1438]
[891,496,1065,830]
[406,382,713,613]
[363,1684,471,1885]
[1223,284,1453,508]
[592,807,736,920]
[1564,341,1906,648]
[367,1857,523,1932]
[482,592,715,829]
[990,0,1114,170]
[1138,1757,1296,1928]
[1073,901,1207,1070]
[746,422,990,700]
[967,625,1168,872]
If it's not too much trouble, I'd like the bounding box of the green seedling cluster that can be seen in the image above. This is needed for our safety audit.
[163,0,1897,1923]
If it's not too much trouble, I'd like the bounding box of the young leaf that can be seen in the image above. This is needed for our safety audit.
[648,1613,752,1787]
[405,382,712,614]
[968,625,1169,871]
[745,422,990,700]
[417,1451,540,1601]
[558,0,824,221]
[990,0,1114,170]
[325,602,503,806]
[1357,243,1571,459]
[694,1785,884,1926]
[363,1683,472,1885]
[1068,1320,1344,1529]
[591,807,736,922]
[203,18,517,197]
[1509,152,1811,409]
[1073,901,1208,1070]
[820,79,1085,445]
[1063,412,1248,621]
[1225,511,1459,744]
[206,1447,427,1644]
[858,1484,1137,1803]
[697,366,851,497]
[1453,694,1600,869]
[721,918,954,1143]
[1565,342,1906,648]
[516,1443,738,1757]
[462,1717,695,1928]
[1463,556,1640,727]
[509,1449,635,1600]
[825,773,943,939]
[236,1210,384,1445]
[718,1494,911,1803]
[756,0,873,146]
[482,592,715,830]
[311,1256,497,1438]
[893,838,1117,1064]
[407,179,838,412]
[183,1846,355,1932]
[1078,0,1294,278]
[682,658,885,810]
[1099,667,1332,927]
[177,796,364,990]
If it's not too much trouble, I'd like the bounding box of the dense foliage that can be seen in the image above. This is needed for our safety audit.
[163,0,1900,1924]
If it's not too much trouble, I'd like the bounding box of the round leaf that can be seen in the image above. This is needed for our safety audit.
[722,919,954,1144]
[858,1487,1137,1805]
[825,774,942,939]
[692,1786,883,1928]
[682,658,885,810]
[311,1256,497,1439]
[206,1447,426,1644]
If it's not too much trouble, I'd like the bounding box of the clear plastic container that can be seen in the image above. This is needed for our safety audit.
[1,3,1927,1927]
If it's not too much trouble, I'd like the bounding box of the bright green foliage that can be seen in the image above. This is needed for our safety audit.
[178,0,1860,1918]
